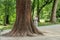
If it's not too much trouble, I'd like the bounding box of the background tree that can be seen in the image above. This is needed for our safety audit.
[37,0,40,22]
[32,0,36,19]
[50,0,58,23]
[4,0,10,25]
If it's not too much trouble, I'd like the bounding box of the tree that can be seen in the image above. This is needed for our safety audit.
[32,0,36,20]
[4,0,16,25]
[4,0,43,36]
[50,0,58,23]
[36,0,52,22]
[37,0,40,22]
[4,0,10,26]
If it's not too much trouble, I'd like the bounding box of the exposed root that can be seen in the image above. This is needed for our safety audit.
[1,30,44,37]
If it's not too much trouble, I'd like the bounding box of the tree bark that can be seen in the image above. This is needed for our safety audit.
[4,0,43,37]
[50,0,58,23]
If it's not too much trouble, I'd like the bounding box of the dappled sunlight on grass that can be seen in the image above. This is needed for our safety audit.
[0,25,13,30]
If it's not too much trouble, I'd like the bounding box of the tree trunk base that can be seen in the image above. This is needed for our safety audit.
[2,27,43,37]
[2,32,43,37]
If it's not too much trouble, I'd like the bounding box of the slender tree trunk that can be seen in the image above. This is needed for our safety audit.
[50,0,58,23]
[4,0,10,26]
[37,0,40,22]
[4,15,9,26]
[6,15,9,24]
[32,0,36,21]
[4,0,43,36]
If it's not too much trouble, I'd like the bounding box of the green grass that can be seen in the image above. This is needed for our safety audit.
[38,22,60,26]
[0,25,13,30]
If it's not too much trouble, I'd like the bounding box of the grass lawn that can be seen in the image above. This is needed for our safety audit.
[38,22,60,26]
[0,25,13,30]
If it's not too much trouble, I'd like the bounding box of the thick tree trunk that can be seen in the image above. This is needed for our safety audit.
[4,0,43,36]
[50,0,58,23]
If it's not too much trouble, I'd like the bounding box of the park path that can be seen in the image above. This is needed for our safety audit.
[38,24,60,36]
[0,24,60,40]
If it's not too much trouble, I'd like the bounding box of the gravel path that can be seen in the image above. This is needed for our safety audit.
[0,24,60,40]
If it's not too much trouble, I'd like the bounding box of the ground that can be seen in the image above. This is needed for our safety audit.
[0,24,60,40]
